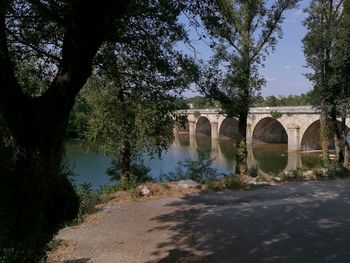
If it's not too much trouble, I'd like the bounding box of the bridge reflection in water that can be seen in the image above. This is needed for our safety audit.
[173,133,321,174]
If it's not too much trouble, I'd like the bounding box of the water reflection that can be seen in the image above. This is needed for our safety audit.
[66,134,322,188]
[175,134,321,174]
[250,144,288,173]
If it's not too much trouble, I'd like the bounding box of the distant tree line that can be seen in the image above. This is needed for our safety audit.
[255,93,312,107]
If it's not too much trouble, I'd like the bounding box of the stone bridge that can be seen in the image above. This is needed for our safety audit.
[175,106,350,152]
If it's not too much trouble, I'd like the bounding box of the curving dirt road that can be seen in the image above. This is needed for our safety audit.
[52,179,350,263]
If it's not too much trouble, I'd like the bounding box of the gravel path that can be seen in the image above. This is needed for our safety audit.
[53,179,350,262]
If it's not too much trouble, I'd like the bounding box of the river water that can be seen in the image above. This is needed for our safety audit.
[65,134,321,188]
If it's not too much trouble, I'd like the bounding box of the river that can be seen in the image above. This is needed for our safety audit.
[65,134,321,189]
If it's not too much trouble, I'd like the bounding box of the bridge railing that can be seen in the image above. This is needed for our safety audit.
[176,106,318,115]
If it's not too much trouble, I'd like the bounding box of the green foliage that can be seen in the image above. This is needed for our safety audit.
[303,0,350,165]
[66,96,90,139]
[223,175,241,190]
[174,98,190,110]
[197,0,298,173]
[185,96,219,109]
[73,184,99,224]
[206,175,241,191]
[159,152,221,183]
[270,110,283,119]
[194,111,201,118]
[256,94,312,107]
[98,185,120,199]
[107,159,152,183]
[206,179,225,191]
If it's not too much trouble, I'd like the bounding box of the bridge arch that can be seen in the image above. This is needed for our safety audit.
[252,117,288,144]
[219,118,239,139]
[301,120,349,151]
[300,120,321,151]
[177,117,189,133]
[196,116,211,136]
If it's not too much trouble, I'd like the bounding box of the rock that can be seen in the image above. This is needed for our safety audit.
[242,175,270,187]
[324,167,342,177]
[320,168,328,177]
[273,176,282,182]
[240,175,256,185]
[284,170,297,178]
[137,185,151,196]
[177,180,200,189]
[302,170,316,181]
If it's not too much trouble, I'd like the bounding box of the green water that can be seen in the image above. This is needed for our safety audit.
[65,134,321,188]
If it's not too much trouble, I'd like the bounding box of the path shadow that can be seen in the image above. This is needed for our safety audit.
[63,259,90,263]
[147,180,350,263]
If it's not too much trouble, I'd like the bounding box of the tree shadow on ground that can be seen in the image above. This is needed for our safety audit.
[63,259,90,263]
[147,180,350,263]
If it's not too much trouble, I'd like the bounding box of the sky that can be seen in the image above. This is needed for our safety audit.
[179,0,312,98]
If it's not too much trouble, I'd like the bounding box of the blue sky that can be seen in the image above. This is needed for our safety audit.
[179,0,312,97]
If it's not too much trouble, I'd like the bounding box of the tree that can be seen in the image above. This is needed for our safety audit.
[185,96,219,109]
[0,1,202,260]
[0,1,141,261]
[81,0,197,186]
[197,0,299,174]
[82,61,196,186]
[330,0,350,166]
[255,93,312,107]
[303,0,348,166]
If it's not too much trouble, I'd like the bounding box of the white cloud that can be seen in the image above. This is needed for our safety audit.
[285,65,291,70]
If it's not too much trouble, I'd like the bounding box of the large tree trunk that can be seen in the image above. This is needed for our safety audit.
[341,117,349,168]
[0,113,79,262]
[236,110,248,175]
[0,2,132,261]
[330,108,344,164]
[119,139,132,186]
[320,109,330,166]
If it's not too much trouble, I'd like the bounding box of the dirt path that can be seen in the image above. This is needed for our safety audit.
[50,179,350,262]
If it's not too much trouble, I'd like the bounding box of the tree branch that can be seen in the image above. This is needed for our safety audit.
[41,0,133,115]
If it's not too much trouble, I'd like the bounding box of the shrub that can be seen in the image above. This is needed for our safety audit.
[98,185,119,201]
[194,111,201,119]
[270,110,283,119]
[159,152,220,183]
[206,179,226,191]
[206,175,241,191]
[107,160,152,190]
[73,183,99,224]
[224,175,241,190]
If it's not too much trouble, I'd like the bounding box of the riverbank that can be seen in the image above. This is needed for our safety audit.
[48,177,350,263]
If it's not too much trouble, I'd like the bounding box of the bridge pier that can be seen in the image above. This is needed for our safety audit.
[285,152,302,171]
[246,124,252,145]
[189,134,197,150]
[211,122,219,140]
[189,121,196,136]
[288,126,300,152]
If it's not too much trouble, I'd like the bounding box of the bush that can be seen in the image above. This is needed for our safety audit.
[206,175,241,191]
[73,183,99,224]
[107,160,152,190]
[224,175,241,190]
[206,179,226,191]
[159,152,220,183]
[270,110,283,119]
